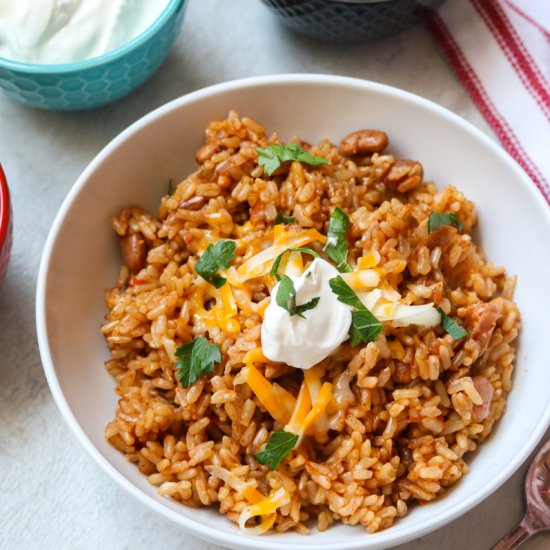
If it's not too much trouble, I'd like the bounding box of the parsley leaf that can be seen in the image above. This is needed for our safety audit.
[428,212,464,234]
[167,178,175,195]
[254,430,299,470]
[195,240,236,288]
[275,211,296,225]
[270,246,320,281]
[437,307,469,340]
[329,275,383,344]
[294,297,320,316]
[256,144,328,176]
[328,275,364,310]
[349,309,384,346]
[276,275,296,309]
[175,337,221,388]
[276,275,320,318]
[324,207,352,272]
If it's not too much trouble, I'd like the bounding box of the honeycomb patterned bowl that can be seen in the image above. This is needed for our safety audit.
[0,0,187,111]
[261,0,439,43]
[0,164,12,285]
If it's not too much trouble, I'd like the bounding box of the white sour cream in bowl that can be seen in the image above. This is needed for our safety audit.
[0,0,169,64]
[261,258,352,369]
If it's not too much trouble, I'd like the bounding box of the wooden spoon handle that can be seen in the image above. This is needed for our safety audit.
[492,516,536,550]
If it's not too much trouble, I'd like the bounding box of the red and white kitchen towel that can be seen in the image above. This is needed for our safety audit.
[426,0,550,203]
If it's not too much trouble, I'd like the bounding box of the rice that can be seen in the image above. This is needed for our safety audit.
[101,111,519,535]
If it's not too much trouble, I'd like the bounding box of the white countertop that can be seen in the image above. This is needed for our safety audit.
[1,1,548,548]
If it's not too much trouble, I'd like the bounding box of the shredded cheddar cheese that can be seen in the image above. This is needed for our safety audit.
[284,381,312,435]
[206,465,279,535]
[300,382,332,435]
[303,365,329,438]
[238,487,290,535]
[342,268,381,290]
[284,250,304,276]
[357,251,381,270]
[236,227,326,281]
[242,349,296,424]
[284,377,333,445]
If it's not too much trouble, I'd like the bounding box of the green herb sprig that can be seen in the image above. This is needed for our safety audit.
[329,276,383,345]
[167,178,175,195]
[436,307,469,340]
[276,275,320,318]
[194,240,236,288]
[175,337,221,388]
[256,144,328,176]
[274,211,296,225]
[428,212,464,234]
[324,207,352,272]
[253,430,299,470]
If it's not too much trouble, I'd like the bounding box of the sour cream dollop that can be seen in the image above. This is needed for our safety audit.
[261,258,352,370]
[0,0,169,64]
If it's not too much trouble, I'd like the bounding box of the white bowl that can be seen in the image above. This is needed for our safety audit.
[36,74,550,550]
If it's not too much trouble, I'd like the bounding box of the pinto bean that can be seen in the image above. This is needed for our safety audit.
[120,233,146,274]
[471,376,494,422]
[393,363,412,384]
[178,196,206,210]
[384,159,423,193]
[465,301,502,357]
[427,225,456,250]
[216,157,243,181]
[195,142,220,164]
[339,130,389,156]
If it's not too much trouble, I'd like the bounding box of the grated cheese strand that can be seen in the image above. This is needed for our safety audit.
[242,363,296,424]
[205,465,264,502]
[342,268,381,290]
[238,487,290,535]
[284,380,312,435]
[284,250,304,276]
[206,466,278,535]
[236,228,327,281]
[303,366,329,438]
[300,382,333,437]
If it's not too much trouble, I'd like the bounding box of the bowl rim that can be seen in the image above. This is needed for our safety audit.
[36,73,550,550]
[0,164,9,248]
[0,0,184,74]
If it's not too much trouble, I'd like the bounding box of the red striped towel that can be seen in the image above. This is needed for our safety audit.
[426,0,550,203]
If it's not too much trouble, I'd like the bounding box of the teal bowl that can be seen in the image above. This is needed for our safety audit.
[0,0,186,111]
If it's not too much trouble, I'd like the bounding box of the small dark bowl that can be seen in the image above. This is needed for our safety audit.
[0,165,12,284]
[261,0,438,43]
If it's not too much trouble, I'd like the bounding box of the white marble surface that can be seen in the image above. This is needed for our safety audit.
[1,1,548,548]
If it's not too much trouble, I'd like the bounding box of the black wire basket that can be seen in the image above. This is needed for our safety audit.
[261,0,439,43]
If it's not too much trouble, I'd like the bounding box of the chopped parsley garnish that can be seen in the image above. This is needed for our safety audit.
[175,337,221,388]
[253,430,299,470]
[256,144,328,176]
[329,275,383,345]
[274,211,296,225]
[195,240,236,288]
[167,178,175,195]
[348,309,384,346]
[437,307,469,340]
[276,274,296,310]
[324,207,352,272]
[328,275,365,310]
[428,212,464,234]
[276,275,320,318]
[270,246,320,281]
